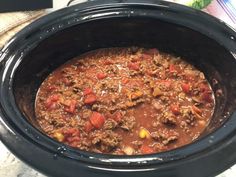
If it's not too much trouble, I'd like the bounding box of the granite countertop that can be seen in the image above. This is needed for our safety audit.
[1,0,236,177]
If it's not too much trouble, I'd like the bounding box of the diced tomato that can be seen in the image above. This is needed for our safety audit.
[127,62,140,71]
[169,64,176,73]
[121,78,129,84]
[89,112,105,129]
[201,91,213,103]
[140,144,155,154]
[84,121,94,132]
[45,94,60,109]
[64,100,77,114]
[84,93,97,104]
[113,111,122,123]
[170,105,180,115]
[97,73,107,80]
[83,88,93,95]
[181,83,190,94]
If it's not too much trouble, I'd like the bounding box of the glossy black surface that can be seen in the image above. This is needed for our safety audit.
[0,0,52,12]
[1,0,236,177]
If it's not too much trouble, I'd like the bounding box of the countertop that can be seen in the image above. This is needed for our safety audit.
[1,140,236,177]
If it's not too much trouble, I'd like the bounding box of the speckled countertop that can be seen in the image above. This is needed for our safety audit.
[1,0,236,177]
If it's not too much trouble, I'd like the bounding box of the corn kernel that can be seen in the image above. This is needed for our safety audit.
[153,87,163,97]
[53,132,65,142]
[139,128,150,139]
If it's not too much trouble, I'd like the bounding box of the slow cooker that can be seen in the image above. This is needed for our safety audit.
[1,0,236,176]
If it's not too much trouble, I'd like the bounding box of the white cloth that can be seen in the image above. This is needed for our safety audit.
[0,10,45,48]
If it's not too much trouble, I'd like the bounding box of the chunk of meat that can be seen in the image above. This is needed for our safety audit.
[162,135,178,145]
[153,143,168,152]
[158,80,171,90]
[128,90,143,100]
[112,111,124,123]
[152,100,163,111]
[160,112,177,125]
[182,108,196,126]
[120,116,136,131]
[151,129,179,145]
[97,73,107,80]
[64,99,77,114]
[124,98,145,109]
[103,118,118,130]
[62,77,74,86]
[150,131,162,140]
[91,130,122,152]
[75,139,92,150]
[180,121,190,133]
[131,140,143,148]
[81,109,92,119]
[84,93,97,104]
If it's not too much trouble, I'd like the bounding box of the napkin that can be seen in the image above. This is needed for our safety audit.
[0,10,45,48]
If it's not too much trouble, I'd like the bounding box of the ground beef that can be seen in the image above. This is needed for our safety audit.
[103,119,118,130]
[182,109,196,126]
[160,112,177,125]
[91,130,122,152]
[151,129,179,145]
[120,116,136,131]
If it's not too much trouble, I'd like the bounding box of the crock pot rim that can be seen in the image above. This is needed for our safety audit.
[0,0,236,168]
